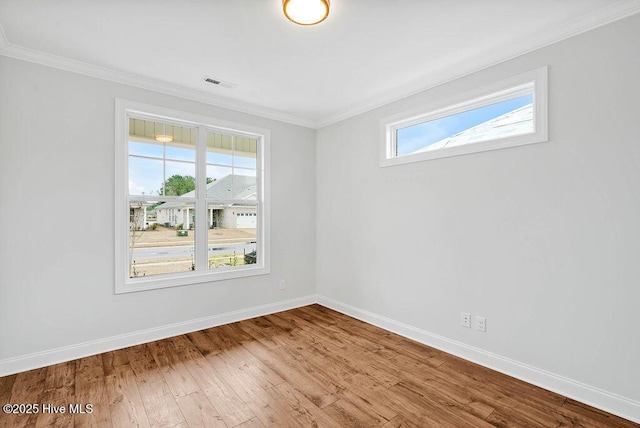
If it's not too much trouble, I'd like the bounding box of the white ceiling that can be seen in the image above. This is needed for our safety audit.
[1,0,639,128]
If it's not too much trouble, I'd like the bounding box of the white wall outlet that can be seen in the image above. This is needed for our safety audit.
[279,280,286,290]
[461,312,471,328]
[475,316,486,332]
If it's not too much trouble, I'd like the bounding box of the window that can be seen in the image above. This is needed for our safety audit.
[380,67,548,166]
[115,99,270,293]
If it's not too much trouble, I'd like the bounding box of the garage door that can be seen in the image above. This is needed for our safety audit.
[236,213,257,228]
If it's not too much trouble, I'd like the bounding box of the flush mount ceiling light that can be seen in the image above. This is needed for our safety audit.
[155,134,173,143]
[283,0,330,26]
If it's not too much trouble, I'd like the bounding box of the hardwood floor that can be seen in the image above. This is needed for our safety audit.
[1,305,637,427]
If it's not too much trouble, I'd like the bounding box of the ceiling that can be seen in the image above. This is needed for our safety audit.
[1,0,639,128]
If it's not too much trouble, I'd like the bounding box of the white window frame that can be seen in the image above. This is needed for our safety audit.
[380,66,548,167]
[115,99,271,294]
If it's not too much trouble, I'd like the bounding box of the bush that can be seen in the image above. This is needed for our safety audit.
[176,223,184,230]
[149,223,158,230]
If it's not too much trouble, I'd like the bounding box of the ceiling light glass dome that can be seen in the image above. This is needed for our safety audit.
[283,0,330,26]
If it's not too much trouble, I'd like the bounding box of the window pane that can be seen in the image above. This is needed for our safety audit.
[206,127,258,200]
[166,141,195,162]
[234,157,257,169]
[207,165,233,185]
[233,167,257,178]
[234,136,258,169]
[232,137,257,199]
[232,173,257,201]
[129,201,196,278]
[206,167,256,201]
[206,131,258,169]
[206,131,234,165]
[207,202,257,270]
[129,118,197,197]
[164,161,196,196]
[128,157,163,196]
[129,141,163,158]
[207,151,234,166]
[396,94,533,157]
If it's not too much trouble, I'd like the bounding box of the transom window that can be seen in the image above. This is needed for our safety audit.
[380,67,548,166]
[115,100,270,293]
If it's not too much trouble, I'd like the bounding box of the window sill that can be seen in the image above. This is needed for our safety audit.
[380,131,547,167]
[115,264,270,294]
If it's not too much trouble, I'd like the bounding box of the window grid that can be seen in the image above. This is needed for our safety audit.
[115,99,270,294]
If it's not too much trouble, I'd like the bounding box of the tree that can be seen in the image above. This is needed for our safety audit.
[159,175,215,196]
[160,175,195,196]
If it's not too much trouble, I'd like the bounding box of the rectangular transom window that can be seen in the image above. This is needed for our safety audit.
[380,67,548,166]
[115,99,270,293]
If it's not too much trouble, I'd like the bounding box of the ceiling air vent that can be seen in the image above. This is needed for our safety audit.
[204,76,237,89]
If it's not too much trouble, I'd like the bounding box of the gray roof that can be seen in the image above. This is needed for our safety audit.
[156,174,256,209]
[414,103,533,154]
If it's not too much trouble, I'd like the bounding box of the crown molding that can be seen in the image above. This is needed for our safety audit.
[0,24,315,130]
[2,1,640,130]
[314,1,640,128]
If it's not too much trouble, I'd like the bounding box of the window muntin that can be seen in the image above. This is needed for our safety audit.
[381,67,548,166]
[115,100,270,293]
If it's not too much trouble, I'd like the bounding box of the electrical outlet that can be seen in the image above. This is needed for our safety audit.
[461,312,471,328]
[475,316,486,332]
[279,280,286,290]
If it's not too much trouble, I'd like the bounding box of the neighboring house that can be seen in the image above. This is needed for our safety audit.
[156,174,257,229]
[130,203,149,230]
[130,204,158,230]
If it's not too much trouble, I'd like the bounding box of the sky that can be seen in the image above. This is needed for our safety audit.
[128,142,256,196]
[396,94,533,156]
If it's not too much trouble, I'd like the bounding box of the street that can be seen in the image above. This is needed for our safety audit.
[131,242,256,260]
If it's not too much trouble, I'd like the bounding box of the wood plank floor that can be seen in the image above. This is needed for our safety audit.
[1,305,637,427]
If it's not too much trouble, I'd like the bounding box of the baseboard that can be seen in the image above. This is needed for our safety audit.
[3,293,638,424]
[0,295,316,377]
[316,294,640,424]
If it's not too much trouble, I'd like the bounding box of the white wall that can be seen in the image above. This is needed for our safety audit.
[316,13,640,417]
[1,11,639,422]
[0,56,316,364]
